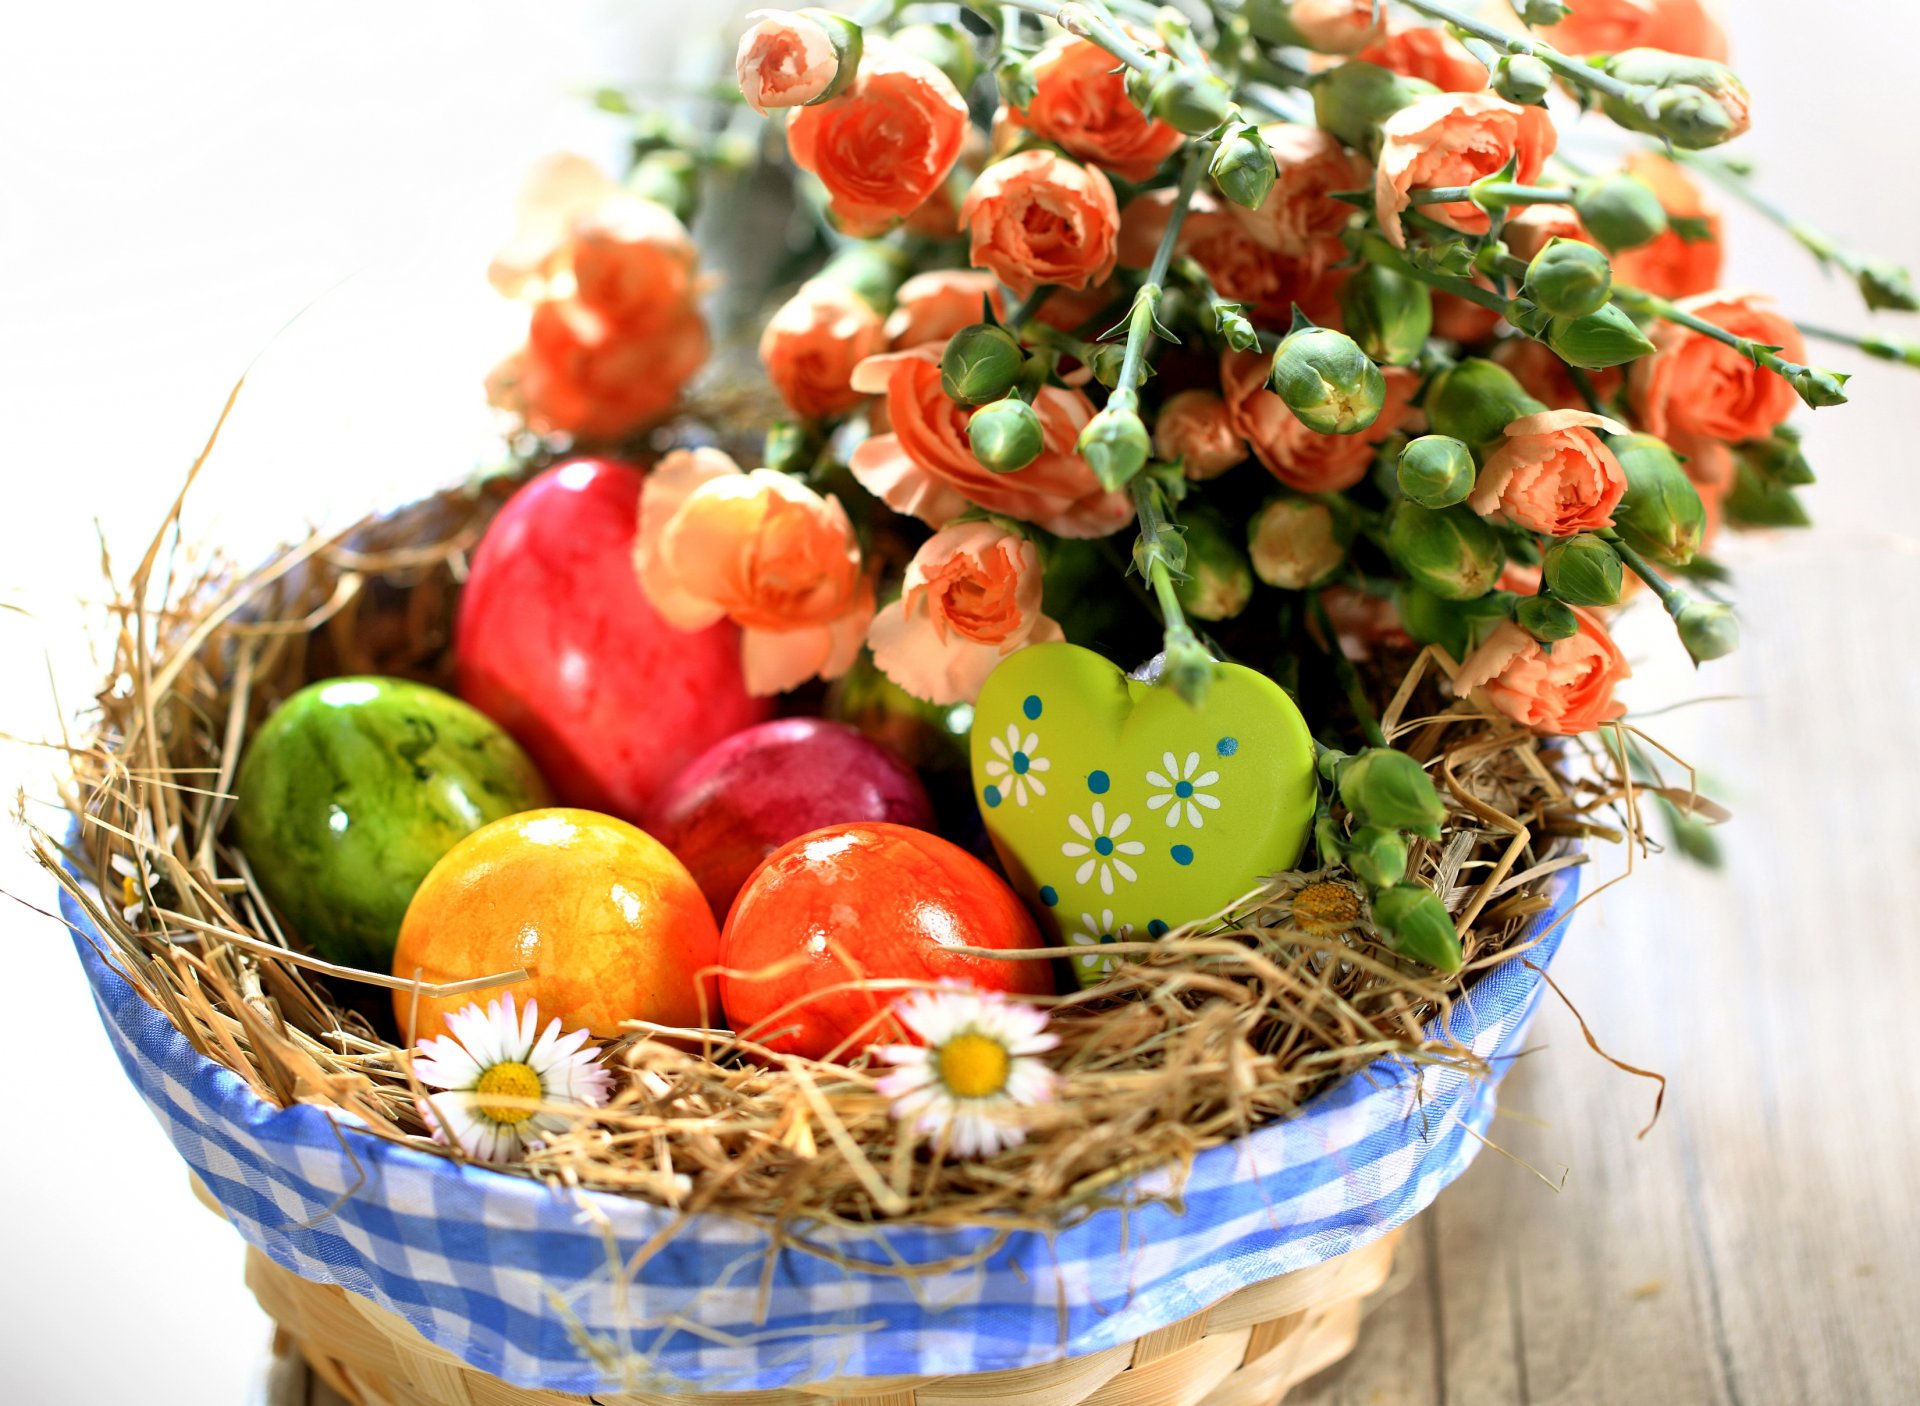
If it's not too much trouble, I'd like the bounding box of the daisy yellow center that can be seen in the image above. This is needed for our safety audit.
[121,874,142,906]
[474,1061,542,1124]
[936,1033,1011,1101]
[1293,881,1363,936]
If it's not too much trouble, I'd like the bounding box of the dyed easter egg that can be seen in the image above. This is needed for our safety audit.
[646,719,935,921]
[455,459,771,824]
[719,822,1053,1061]
[233,676,550,969]
[392,808,719,1041]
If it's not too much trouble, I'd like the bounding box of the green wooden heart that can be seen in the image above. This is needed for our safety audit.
[970,643,1318,987]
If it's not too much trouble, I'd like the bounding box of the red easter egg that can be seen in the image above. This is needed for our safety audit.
[455,459,771,821]
[719,822,1054,1060]
[647,719,935,921]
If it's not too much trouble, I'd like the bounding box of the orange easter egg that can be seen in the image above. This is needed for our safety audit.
[392,808,719,1042]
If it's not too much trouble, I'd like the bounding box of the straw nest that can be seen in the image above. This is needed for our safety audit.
[32,388,1689,1234]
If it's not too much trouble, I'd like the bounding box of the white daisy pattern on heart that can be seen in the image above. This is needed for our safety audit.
[1145,750,1223,829]
[1060,801,1145,895]
[1071,909,1134,980]
[983,722,1050,808]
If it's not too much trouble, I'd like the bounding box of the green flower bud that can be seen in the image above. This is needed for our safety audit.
[1214,303,1263,354]
[1573,172,1668,252]
[1139,63,1236,137]
[1397,584,1511,661]
[1372,884,1464,972]
[1210,124,1277,211]
[626,150,700,224]
[1524,238,1612,319]
[1245,0,1373,51]
[1611,433,1706,566]
[1786,365,1850,410]
[1599,49,1751,151]
[1736,427,1815,488]
[1493,53,1552,106]
[998,55,1038,110]
[1084,342,1131,389]
[1339,265,1434,366]
[1248,495,1347,589]
[1857,259,1920,313]
[1423,358,1543,447]
[967,397,1045,473]
[1339,748,1446,838]
[1545,303,1657,370]
[1512,0,1571,23]
[1673,598,1739,664]
[1396,435,1476,509]
[1310,61,1439,154]
[763,420,817,477]
[1347,825,1410,889]
[1387,501,1506,601]
[1269,326,1386,435]
[1542,533,1624,606]
[1174,507,1255,621]
[1078,403,1153,489]
[1726,452,1812,529]
[815,240,912,313]
[1513,594,1579,642]
[888,21,978,94]
[941,323,1025,407]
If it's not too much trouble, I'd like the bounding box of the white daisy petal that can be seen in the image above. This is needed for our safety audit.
[1076,858,1097,885]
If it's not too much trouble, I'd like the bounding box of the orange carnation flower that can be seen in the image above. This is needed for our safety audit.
[1375,91,1557,248]
[1221,351,1419,494]
[885,270,1007,349]
[1454,612,1631,736]
[1544,0,1729,62]
[1630,292,1804,445]
[1469,410,1630,537]
[759,279,886,420]
[1006,36,1184,182]
[1357,23,1489,93]
[1154,389,1248,481]
[1613,152,1723,300]
[961,149,1120,298]
[1491,337,1624,413]
[736,9,842,115]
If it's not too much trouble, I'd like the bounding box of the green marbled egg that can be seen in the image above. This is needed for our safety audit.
[233,676,550,968]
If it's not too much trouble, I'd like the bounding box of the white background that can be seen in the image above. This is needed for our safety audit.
[2,2,1916,1402]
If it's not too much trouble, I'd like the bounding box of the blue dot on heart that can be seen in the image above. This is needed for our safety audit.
[1013,751,1030,774]
[1095,836,1114,856]
[1087,770,1110,794]
[1171,844,1194,866]
[1148,919,1169,937]
[1023,694,1043,720]
[1216,736,1239,757]
[984,785,1002,808]
[1039,885,1058,907]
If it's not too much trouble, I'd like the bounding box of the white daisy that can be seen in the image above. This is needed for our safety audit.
[872,986,1059,1159]
[1145,750,1223,829]
[984,722,1050,807]
[108,813,181,927]
[411,993,613,1164]
[1060,801,1145,895]
[1071,909,1134,981]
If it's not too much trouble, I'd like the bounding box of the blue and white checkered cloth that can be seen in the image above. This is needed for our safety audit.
[64,868,1576,1395]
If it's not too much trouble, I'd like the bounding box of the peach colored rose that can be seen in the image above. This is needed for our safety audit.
[493,294,709,444]
[1630,292,1804,445]
[867,523,1065,705]
[886,270,1007,349]
[1154,389,1248,480]
[1285,0,1387,53]
[1470,410,1629,536]
[759,279,886,420]
[737,9,841,115]
[1544,0,1729,62]
[1492,336,1624,413]
[1612,152,1723,300]
[849,345,1133,538]
[1453,611,1630,736]
[788,42,968,237]
[1358,24,1489,93]
[635,448,875,696]
[1375,91,1557,248]
[962,149,1120,298]
[1221,351,1419,494]
[1006,35,1184,182]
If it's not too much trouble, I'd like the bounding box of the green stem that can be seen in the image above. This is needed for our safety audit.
[1604,534,1686,611]
[1131,476,1201,653]
[1007,283,1056,329]
[1611,285,1822,385]
[1350,230,1511,314]
[1311,591,1387,750]
[1798,323,1920,369]
[1114,144,1208,398]
[1408,182,1575,208]
[983,0,1159,71]
[1394,0,1656,108]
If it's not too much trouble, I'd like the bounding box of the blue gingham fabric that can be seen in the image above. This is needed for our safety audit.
[64,868,1577,1395]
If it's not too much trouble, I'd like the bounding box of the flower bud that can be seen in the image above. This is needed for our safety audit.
[1511,0,1571,22]
[1174,507,1255,621]
[1387,501,1506,601]
[998,54,1038,109]
[1786,365,1850,410]
[815,240,913,312]
[736,8,863,113]
[1545,303,1657,370]
[1423,358,1543,447]
[1339,748,1446,837]
[1269,326,1387,435]
[1310,61,1439,154]
[1215,303,1263,354]
[1611,433,1705,566]
[1513,594,1579,642]
[1857,260,1920,313]
[941,323,1025,406]
[1397,585,1511,661]
[1573,172,1668,252]
[1397,435,1476,509]
[1138,63,1236,137]
[1372,884,1464,972]
[1599,50,1752,150]
[1524,238,1612,319]
[763,419,817,477]
[1736,426,1816,488]
[1673,598,1739,664]
[1078,403,1153,489]
[1493,54,1552,106]
[626,150,700,224]
[1347,826,1410,889]
[1248,495,1347,589]
[1541,532,1624,606]
[888,20,978,94]
[1210,124,1278,211]
[968,397,1045,473]
[1339,264,1434,366]
[1084,341,1131,389]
